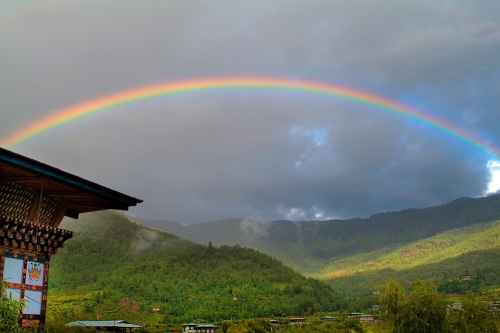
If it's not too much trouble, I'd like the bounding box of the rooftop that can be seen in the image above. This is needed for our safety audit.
[66,320,142,328]
[0,147,142,219]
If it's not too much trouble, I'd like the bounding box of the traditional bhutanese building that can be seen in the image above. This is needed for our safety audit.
[182,322,218,333]
[0,147,142,332]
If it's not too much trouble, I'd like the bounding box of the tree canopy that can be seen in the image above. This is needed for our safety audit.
[381,278,498,333]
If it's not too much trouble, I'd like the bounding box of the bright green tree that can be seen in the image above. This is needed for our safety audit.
[1,280,27,333]
[382,278,448,333]
[447,292,498,333]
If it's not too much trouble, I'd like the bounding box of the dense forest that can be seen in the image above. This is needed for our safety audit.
[48,211,345,325]
[138,194,500,275]
[136,194,500,299]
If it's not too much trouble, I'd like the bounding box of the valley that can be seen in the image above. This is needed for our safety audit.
[42,194,500,331]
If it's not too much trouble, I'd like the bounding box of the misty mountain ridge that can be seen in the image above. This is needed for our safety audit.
[136,194,500,274]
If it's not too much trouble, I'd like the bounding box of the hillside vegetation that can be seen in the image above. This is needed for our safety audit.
[316,219,500,279]
[139,194,500,296]
[47,211,345,325]
[44,194,500,330]
[140,195,500,273]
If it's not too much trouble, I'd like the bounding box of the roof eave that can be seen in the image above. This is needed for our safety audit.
[0,148,142,209]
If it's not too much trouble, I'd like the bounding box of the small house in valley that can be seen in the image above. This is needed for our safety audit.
[182,322,218,333]
[490,302,500,312]
[289,317,306,324]
[348,312,374,323]
[66,320,142,332]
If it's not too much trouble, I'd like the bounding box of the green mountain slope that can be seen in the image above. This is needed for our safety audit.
[315,219,500,280]
[48,211,345,325]
[313,218,500,294]
[139,194,500,275]
[136,194,500,299]
[328,247,500,297]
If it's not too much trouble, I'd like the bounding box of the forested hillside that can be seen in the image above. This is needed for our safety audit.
[317,219,500,279]
[330,247,500,296]
[318,219,500,299]
[136,194,500,301]
[48,211,345,325]
[140,194,500,274]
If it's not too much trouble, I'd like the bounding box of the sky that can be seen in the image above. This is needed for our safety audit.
[1,0,500,224]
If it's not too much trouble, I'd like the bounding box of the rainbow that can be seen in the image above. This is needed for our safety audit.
[2,76,499,159]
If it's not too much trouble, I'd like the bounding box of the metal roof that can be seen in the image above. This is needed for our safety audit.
[0,147,142,219]
[66,320,142,328]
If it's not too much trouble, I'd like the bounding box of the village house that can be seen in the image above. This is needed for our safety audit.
[66,320,142,332]
[289,317,306,324]
[348,312,374,323]
[320,315,335,320]
[490,302,500,313]
[182,322,218,333]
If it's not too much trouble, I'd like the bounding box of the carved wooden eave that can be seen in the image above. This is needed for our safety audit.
[1,215,74,255]
[0,147,143,228]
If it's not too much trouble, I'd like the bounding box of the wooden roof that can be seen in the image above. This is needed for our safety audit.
[0,147,142,219]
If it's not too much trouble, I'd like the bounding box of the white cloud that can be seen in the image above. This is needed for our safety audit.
[277,205,337,221]
[486,160,500,194]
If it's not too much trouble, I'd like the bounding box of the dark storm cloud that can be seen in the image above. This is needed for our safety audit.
[1,0,499,223]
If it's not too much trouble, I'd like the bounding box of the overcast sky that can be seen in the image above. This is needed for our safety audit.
[1,0,500,224]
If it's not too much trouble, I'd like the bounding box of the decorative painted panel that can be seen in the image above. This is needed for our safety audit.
[3,256,24,283]
[1,252,48,327]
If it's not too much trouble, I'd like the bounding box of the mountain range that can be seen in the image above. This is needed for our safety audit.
[136,194,500,294]
[46,194,500,327]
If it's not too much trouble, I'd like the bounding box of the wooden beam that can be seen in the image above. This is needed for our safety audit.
[43,191,86,198]
[51,199,69,228]
[69,201,129,210]
[28,191,41,222]
[0,176,42,183]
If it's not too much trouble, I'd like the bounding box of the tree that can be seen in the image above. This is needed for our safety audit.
[1,280,28,333]
[447,292,498,333]
[381,278,448,333]
[298,299,314,316]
